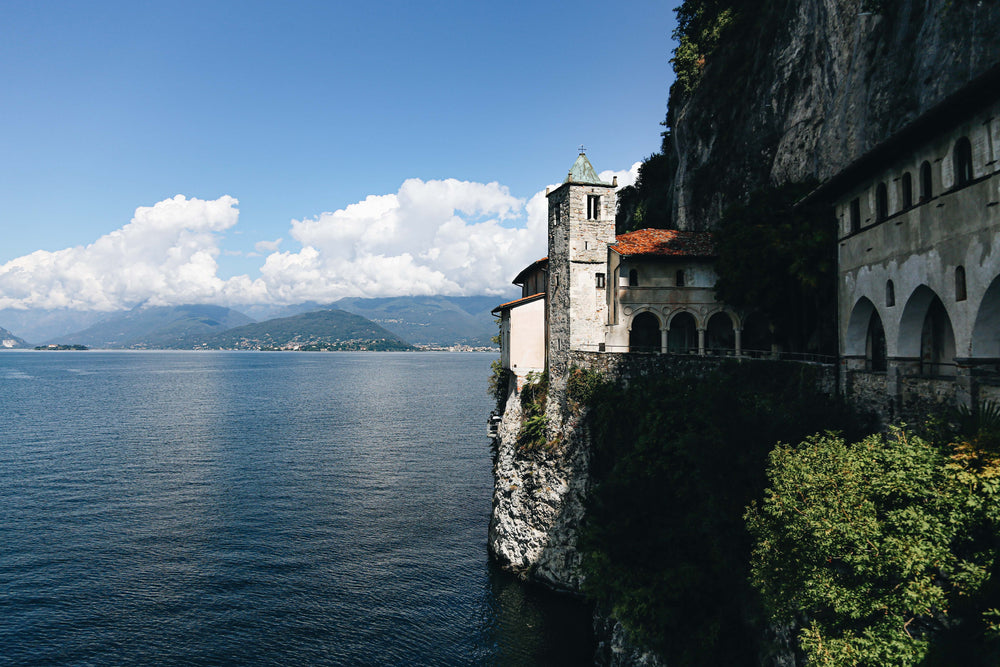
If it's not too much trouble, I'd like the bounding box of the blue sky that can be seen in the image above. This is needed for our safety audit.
[1,1,679,309]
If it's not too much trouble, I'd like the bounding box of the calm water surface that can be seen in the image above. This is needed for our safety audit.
[0,351,592,666]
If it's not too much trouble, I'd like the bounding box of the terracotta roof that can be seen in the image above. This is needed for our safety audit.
[491,292,545,315]
[611,228,715,258]
[512,257,548,285]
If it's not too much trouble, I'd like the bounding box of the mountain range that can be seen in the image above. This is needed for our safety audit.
[0,295,508,350]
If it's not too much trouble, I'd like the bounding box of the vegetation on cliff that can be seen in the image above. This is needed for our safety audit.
[748,423,1000,666]
[576,361,870,665]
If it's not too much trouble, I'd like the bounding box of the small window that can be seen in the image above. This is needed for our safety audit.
[875,182,888,221]
[628,269,638,286]
[886,280,895,307]
[587,195,601,220]
[595,272,605,288]
[551,202,560,223]
[956,266,967,301]
[849,198,861,233]
[900,172,913,209]
[676,270,685,287]
[954,137,973,187]
[920,161,933,201]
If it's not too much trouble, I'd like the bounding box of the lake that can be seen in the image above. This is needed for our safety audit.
[0,351,592,665]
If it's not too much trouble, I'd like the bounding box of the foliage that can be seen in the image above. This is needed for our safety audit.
[747,427,1000,666]
[566,365,607,408]
[578,361,870,664]
[488,358,512,413]
[615,150,676,234]
[713,182,837,354]
[517,371,550,452]
[671,1,739,98]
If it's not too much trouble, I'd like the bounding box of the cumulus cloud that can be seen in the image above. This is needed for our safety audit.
[0,166,641,310]
[0,195,239,310]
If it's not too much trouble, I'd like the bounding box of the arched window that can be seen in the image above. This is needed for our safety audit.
[886,279,895,307]
[629,312,660,353]
[849,198,861,233]
[954,137,973,187]
[875,182,888,221]
[675,269,685,287]
[667,312,698,354]
[920,161,933,201]
[900,172,913,209]
[628,268,638,287]
[956,266,967,302]
[706,312,735,355]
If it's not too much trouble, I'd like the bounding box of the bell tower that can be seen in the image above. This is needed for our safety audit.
[545,149,617,384]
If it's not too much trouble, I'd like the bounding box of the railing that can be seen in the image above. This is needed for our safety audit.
[572,344,837,365]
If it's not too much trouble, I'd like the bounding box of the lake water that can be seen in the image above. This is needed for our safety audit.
[0,351,592,666]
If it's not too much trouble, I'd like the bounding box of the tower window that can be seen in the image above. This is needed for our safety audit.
[900,172,913,209]
[956,266,967,301]
[875,182,888,221]
[595,272,605,288]
[954,137,973,187]
[849,198,861,233]
[920,161,933,200]
[587,195,601,220]
[676,270,685,287]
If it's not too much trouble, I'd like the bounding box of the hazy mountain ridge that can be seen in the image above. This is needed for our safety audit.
[200,309,414,351]
[0,326,30,349]
[51,305,255,349]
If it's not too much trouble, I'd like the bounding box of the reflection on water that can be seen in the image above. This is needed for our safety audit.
[0,351,593,665]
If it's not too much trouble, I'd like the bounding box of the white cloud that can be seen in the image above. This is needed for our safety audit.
[0,167,639,310]
[601,161,642,190]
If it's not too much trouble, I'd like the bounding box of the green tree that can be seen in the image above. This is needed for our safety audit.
[747,429,1000,666]
[713,182,837,354]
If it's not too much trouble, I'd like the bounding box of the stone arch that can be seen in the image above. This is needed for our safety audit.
[898,285,956,375]
[667,311,698,354]
[971,274,1000,358]
[629,311,661,353]
[845,297,877,356]
[706,311,735,354]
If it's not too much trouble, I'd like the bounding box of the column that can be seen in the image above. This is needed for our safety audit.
[697,328,705,356]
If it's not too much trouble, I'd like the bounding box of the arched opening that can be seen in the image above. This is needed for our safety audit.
[628,268,638,287]
[629,312,660,353]
[920,161,933,201]
[954,136,973,187]
[921,297,957,375]
[899,286,956,376]
[972,275,1000,358]
[667,312,698,354]
[706,312,735,354]
[886,279,895,307]
[866,311,887,372]
[741,312,772,355]
[845,297,879,357]
[876,182,888,221]
[901,172,913,209]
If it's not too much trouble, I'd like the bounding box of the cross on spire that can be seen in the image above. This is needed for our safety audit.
[578,144,586,155]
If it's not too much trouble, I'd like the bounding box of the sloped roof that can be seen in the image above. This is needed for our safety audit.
[512,257,548,285]
[611,228,715,258]
[566,153,611,186]
[491,292,545,315]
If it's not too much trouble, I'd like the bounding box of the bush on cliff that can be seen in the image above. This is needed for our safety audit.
[578,360,869,665]
[748,427,1000,666]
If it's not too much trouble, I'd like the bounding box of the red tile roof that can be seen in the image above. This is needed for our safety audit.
[491,292,545,315]
[611,228,715,258]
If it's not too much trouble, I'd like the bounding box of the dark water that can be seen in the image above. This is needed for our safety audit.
[0,351,592,666]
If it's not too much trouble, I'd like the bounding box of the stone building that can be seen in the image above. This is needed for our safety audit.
[494,151,740,383]
[825,64,1000,416]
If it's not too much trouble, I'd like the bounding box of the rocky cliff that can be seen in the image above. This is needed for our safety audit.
[672,0,1000,229]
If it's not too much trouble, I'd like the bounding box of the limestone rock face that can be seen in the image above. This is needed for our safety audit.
[672,0,1000,229]
[487,384,589,593]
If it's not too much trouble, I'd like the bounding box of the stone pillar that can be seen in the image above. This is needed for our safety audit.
[735,328,742,356]
[660,328,668,355]
[697,328,705,356]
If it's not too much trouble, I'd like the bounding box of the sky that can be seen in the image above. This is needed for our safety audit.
[0,0,679,311]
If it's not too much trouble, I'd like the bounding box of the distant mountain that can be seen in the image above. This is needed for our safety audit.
[0,326,30,349]
[55,304,255,349]
[332,295,504,346]
[201,308,414,351]
[0,308,108,343]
